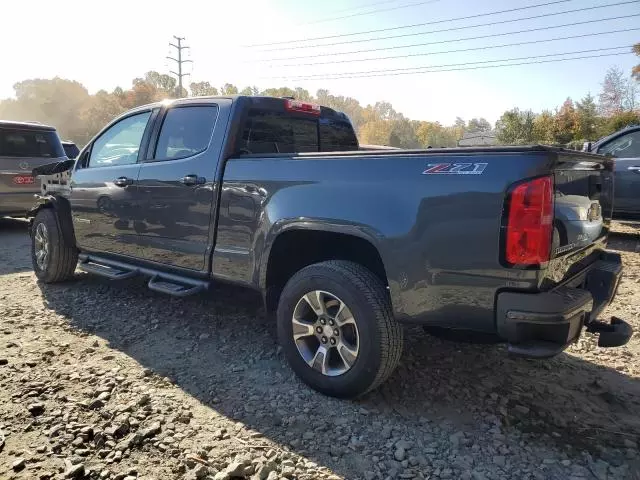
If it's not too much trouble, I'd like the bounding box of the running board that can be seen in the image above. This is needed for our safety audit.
[148,275,205,297]
[79,260,138,280]
[77,254,209,297]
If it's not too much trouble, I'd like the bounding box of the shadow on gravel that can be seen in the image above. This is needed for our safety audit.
[38,274,640,477]
[0,217,32,274]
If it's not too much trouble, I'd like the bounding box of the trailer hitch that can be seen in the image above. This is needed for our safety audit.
[586,316,633,348]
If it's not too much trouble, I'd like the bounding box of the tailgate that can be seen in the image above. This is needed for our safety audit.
[544,151,614,286]
[0,155,63,193]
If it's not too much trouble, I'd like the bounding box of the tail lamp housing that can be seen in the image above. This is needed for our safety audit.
[503,175,554,267]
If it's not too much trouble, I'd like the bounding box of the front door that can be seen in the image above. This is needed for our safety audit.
[134,100,230,271]
[70,110,154,257]
[597,129,640,217]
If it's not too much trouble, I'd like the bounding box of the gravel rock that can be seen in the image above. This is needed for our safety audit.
[28,402,46,416]
[394,446,406,462]
[12,458,26,471]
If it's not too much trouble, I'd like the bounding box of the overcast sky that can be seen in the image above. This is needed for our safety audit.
[1,0,638,124]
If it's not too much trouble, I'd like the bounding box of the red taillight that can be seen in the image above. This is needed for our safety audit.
[284,99,321,116]
[504,176,554,266]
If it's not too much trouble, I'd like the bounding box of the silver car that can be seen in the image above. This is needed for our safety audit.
[0,120,67,217]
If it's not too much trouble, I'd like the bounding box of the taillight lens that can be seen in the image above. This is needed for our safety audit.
[505,176,554,266]
[284,99,321,116]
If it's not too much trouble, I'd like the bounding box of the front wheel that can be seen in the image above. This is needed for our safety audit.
[277,260,403,398]
[31,208,78,283]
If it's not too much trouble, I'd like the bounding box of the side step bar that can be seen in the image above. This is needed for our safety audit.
[78,254,209,297]
[79,261,138,280]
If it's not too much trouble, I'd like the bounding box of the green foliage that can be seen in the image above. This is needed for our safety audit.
[603,111,640,133]
[190,81,218,97]
[467,118,491,132]
[495,108,535,144]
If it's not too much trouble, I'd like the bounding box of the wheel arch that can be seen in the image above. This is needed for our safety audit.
[28,195,76,247]
[260,222,389,313]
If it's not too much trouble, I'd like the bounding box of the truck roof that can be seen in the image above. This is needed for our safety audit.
[0,120,57,131]
[130,95,351,121]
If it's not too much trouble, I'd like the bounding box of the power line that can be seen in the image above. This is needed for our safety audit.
[166,36,193,96]
[318,0,404,16]
[286,52,632,80]
[271,27,639,68]
[297,0,443,26]
[247,0,573,47]
[263,46,632,80]
[258,0,639,52]
[252,13,638,62]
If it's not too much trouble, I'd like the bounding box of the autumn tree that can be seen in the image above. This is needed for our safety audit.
[553,98,578,144]
[532,110,555,144]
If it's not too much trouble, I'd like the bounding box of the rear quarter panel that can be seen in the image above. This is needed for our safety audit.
[216,150,558,332]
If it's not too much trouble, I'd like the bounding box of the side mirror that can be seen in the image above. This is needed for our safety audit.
[582,141,592,152]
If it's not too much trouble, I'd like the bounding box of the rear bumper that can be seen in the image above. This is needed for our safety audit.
[0,192,38,216]
[496,251,631,358]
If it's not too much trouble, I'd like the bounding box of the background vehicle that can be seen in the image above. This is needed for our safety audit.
[29,96,631,398]
[0,120,66,217]
[586,125,640,220]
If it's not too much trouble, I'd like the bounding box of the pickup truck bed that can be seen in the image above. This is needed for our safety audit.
[28,96,632,398]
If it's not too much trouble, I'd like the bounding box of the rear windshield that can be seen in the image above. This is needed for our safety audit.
[239,110,358,154]
[0,128,64,158]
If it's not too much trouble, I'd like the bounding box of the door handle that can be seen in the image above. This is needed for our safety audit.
[627,166,640,172]
[114,177,134,187]
[180,174,205,186]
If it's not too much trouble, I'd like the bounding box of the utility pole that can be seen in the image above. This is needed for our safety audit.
[166,36,192,97]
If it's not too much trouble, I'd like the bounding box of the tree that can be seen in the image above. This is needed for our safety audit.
[220,83,238,95]
[190,81,218,97]
[553,98,579,144]
[633,43,640,81]
[575,93,599,141]
[604,111,640,133]
[467,118,491,132]
[495,108,535,144]
[598,66,637,115]
[533,110,555,144]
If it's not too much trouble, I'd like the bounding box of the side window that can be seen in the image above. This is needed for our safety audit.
[88,111,151,168]
[153,105,219,161]
[598,131,640,158]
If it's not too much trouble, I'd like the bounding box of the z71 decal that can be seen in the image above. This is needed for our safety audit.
[422,163,488,175]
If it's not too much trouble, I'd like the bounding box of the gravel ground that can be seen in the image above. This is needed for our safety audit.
[0,218,639,480]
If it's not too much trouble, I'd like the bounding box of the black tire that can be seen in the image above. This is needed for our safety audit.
[277,260,403,398]
[31,208,78,283]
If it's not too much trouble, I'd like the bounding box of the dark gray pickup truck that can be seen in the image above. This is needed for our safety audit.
[29,96,632,398]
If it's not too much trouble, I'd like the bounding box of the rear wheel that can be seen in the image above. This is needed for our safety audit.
[31,208,78,283]
[277,260,403,398]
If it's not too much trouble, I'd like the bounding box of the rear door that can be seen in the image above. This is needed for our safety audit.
[596,129,640,218]
[133,99,231,271]
[70,109,155,256]
[0,126,65,215]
